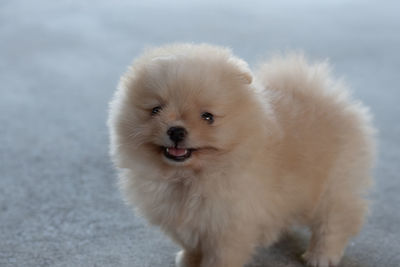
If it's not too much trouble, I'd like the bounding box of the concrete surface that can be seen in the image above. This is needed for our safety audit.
[1,0,399,266]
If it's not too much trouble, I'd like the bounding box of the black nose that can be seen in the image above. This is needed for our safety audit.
[167,126,187,143]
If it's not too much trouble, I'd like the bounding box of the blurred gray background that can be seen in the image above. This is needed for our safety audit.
[1,0,399,266]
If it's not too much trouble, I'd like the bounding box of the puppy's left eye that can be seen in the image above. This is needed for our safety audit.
[151,106,162,116]
[201,112,214,124]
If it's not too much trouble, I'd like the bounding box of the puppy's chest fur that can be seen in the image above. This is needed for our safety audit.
[134,171,237,248]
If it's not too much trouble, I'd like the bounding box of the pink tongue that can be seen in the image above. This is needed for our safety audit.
[168,148,188,156]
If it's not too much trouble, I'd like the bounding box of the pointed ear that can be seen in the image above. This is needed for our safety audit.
[240,69,253,84]
[230,57,253,84]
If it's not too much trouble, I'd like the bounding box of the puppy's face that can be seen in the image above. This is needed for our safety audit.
[114,51,255,172]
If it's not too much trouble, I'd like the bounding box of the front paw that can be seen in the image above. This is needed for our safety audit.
[175,250,201,267]
[302,250,341,267]
[175,250,185,267]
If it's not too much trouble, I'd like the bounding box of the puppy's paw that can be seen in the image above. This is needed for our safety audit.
[175,250,200,267]
[175,250,185,267]
[302,250,341,267]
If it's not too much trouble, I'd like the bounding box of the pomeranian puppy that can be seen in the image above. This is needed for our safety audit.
[108,43,375,267]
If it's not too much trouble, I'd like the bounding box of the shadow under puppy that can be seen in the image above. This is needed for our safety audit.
[108,44,375,267]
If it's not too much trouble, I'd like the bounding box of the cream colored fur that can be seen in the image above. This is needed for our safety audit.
[108,44,376,267]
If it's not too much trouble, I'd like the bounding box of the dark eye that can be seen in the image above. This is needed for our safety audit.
[201,112,214,124]
[151,106,162,116]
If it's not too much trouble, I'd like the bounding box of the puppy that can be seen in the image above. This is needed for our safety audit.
[108,43,375,267]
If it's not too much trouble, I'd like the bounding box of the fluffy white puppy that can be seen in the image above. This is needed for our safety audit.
[108,44,376,267]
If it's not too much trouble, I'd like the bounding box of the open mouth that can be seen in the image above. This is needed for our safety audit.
[163,147,194,162]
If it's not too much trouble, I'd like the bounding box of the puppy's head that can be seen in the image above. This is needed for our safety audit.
[109,44,264,173]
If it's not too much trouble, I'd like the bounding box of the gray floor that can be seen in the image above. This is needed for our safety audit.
[1,0,399,266]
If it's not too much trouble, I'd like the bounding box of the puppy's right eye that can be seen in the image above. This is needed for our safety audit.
[201,112,214,124]
[151,106,162,116]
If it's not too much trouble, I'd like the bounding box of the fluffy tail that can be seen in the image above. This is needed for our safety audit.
[254,53,340,96]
